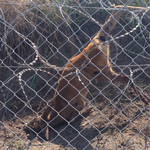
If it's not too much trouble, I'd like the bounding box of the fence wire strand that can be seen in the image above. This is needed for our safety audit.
[0,0,150,150]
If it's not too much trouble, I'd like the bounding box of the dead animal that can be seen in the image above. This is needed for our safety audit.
[26,5,149,135]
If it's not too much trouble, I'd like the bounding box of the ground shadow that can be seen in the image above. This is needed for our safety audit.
[24,108,146,150]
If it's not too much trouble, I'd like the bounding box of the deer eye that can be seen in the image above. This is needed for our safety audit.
[93,71,99,75]
[75,102,78,106]
[99,36,106,42]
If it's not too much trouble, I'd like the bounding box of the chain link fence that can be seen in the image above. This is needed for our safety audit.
[0,0,150,149]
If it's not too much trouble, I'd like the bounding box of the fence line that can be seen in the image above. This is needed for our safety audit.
[0,0,150,150]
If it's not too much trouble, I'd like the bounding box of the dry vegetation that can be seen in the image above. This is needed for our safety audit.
[0,0,150,149]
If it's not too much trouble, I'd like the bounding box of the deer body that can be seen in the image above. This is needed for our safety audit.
[27,7,148,133]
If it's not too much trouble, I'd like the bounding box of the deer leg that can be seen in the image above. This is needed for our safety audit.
[94,10,125,43]
[96,8,149,105]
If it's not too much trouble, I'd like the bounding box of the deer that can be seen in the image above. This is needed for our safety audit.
[25,5,149,136]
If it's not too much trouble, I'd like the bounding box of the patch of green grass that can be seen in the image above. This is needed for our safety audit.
[133,0,149,7]
[8,138,25,149]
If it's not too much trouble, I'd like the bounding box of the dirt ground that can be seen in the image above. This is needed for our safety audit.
[0,80,150,150]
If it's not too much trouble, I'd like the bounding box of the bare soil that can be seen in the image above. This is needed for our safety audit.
[0,80,150,150]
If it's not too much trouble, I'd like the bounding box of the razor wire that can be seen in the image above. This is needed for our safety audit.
[1,0,150,130]
[1,1,148,104]
[0,0,150,150]
[0,1,150,69]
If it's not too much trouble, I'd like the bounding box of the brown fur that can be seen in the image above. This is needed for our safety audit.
[26,7,149,133]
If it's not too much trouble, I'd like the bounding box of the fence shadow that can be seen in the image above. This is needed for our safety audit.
[24,107,150,150]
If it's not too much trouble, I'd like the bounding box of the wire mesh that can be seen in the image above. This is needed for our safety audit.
[0,0,150,149]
